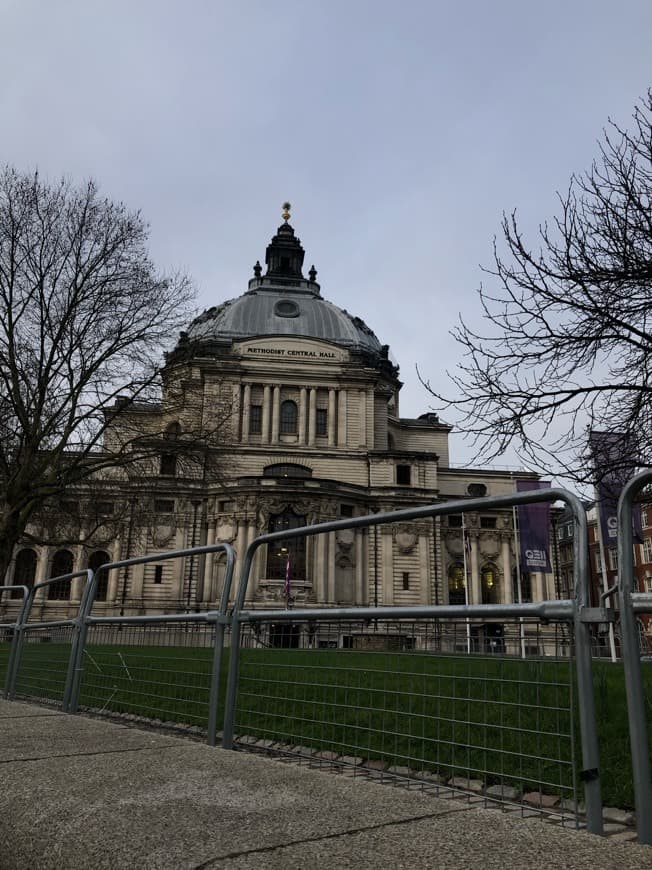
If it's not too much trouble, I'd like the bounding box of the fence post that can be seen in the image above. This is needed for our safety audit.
[207,544,235,746]
[6,587,36,700]
[618,470,652,845]
[222,544,258,750]
[569,493,604,836]
[3,588,29,699]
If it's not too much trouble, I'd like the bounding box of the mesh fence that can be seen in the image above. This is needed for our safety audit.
[76,622,222,732]
[13,624,76,706]
[232,617,578,819]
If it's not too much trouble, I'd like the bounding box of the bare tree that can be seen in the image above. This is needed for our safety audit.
[0,167,202,580]
[422,90,652,484]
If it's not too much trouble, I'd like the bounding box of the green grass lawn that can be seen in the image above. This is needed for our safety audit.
[4,638,651,809]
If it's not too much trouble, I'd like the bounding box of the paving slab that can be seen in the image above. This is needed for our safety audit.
[0,700,62,719]
[1,699,652,869]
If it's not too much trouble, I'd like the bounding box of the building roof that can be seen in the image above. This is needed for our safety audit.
[184,214,387,358]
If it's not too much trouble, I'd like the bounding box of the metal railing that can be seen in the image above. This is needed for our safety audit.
[222,487,604,834]
[617,468,652,844]
[69,542,236,746]
[1,585,29,698]
[0,487,619,835]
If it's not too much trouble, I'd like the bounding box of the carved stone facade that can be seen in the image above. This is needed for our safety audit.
[3,212,547,626]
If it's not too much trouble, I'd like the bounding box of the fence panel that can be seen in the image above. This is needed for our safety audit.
[223,488,604,834]
[77,620,220,734]
[8,571,91,707]
[0,585,29,697]
[231,614,578,820]
[70,542,236,743]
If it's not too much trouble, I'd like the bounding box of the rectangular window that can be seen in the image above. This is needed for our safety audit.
[642,509,649,529]
[396,464,411,485]
[646,574,652,593]
[608,548,618,571]
[159,453,177,476]
[154,499,175,514]
[480,516,497,529]
[250,404,262,434]
[595,549,603,573]
[642,538,652,564]
[218,500,232,512]
[316,408,328,436]
[95,501,114,516]
[402,572,410,590]
[448,515,463,528]
[340,504,354,518]
[154,565,163,584]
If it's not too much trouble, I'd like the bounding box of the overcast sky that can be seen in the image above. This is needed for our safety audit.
[2,0,651,475]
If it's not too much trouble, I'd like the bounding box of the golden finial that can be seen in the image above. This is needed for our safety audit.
[282,201,291,222]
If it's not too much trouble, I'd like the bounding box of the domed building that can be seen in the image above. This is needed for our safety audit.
[3,208,551,648]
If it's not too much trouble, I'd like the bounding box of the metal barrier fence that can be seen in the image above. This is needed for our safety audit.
[0,488,612,835]
[1,585,29,697]
[70,542,236,746]
[618,468,652,845]
[223,487,605,835]
[232,611,578,821]
[5,570,92,708]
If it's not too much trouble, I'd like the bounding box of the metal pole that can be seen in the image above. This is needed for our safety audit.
[512,505,526,659]
[594,497,617,662]
[461,513,470,654]
[618,470,652,844]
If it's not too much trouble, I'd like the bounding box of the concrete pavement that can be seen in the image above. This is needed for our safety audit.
[1,698,651,869]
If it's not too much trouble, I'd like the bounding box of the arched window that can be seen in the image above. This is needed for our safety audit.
[49,550,74,600]
[448,563,466,606]
[12,548,37,599]
[89,550,111,602]
[280,400,298,434]
[481,563,499,605]
[165,421,182,439]
[265,509,307,583]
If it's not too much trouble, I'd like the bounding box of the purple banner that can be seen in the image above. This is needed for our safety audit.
[516,479,552,572]
[588,430,641,547]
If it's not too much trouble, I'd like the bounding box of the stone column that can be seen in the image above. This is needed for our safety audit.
[327,532,336,602]
[367,388,375,448]
[232,383,241,441]
[358,390,366,446]
[241,384,251,443]
[262,385,271,444]
[382,530,394,605]
[328,389,336,446]
[173,528,186,604]
[70,548,84,604]
[271,386,280,444]
[234,521,248,603]
[470,536,481,605]
[355,529,366,604]
[501,537,513,604]
[105,538,121,605]
[308,388,316,446]
[315,533,327,603]
[298,387,307,445]
[202,522,216,603]
[419,535,430,605]
[35,548,50,602]
[337,389,347,446]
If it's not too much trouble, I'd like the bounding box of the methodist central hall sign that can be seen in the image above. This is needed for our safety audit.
[236,338,348,362]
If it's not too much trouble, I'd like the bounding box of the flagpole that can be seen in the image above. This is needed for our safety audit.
[461,513,471,655]
[594,499,617,663]
[512,505,526,659]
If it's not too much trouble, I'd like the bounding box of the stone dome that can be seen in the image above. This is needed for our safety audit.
[185,216,386,357]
